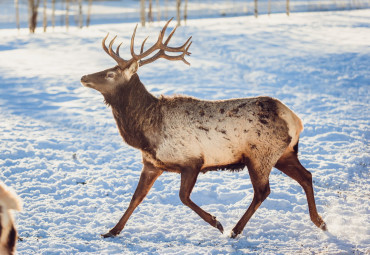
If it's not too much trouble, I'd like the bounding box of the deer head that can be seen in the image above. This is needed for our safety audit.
[81,18,192,96]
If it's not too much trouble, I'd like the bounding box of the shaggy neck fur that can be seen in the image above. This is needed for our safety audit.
[104,74,161,151]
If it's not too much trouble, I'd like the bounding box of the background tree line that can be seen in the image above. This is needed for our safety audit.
[24,0,93,33]
[10,0,369,33]
[21,0,191,33]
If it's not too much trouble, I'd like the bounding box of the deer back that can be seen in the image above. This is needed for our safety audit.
[144,96,301,172]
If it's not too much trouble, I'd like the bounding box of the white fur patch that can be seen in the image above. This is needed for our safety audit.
[0,182,22,212]
[123,61,139,81]
[0,182,21,248]
[276,101,304,149]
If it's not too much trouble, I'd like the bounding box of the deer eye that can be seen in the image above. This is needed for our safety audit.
[106,72,115,79]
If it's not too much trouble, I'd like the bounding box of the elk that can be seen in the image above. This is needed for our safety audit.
[81,18,327,238]
[0,182,22,255]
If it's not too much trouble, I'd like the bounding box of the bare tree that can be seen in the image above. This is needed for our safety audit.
[15,0,20,30]
[28,0,41,33]
[148,0,153,23]
[286,0,290,16]
[43,0,47,32]
[156,0,160,22]
[268,0,271,15]
[66,0,70,31]
[184,0,188,25]
[165,0,168,20]
[176,0,181,26]
[140,0,145,26]
[52,0,56,29]
[78,0,83,28]
[254,0,258,18]
[86,0,93,27]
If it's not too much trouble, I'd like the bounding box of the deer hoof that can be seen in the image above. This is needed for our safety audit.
[230,230,239,239]
[320,222,327,231]
[101,232,116,238]
[216,221,224,234]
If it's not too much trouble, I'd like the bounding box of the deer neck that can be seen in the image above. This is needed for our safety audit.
[105,74,161,150]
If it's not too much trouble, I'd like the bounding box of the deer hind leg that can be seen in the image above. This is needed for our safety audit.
[179,168,224,233]
[274,149,327,231]
[102,161,163,238]
[231,160,271,238]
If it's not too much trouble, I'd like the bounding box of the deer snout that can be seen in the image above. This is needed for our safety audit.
[81,75,88,83]
[81,75,92,87]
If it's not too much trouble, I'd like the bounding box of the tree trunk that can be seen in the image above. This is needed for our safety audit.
[156,0,160,22]
[140,0,145,27]
[254,0,258,18]
[86,0,93,27]
[78,0,83,28]
[164,0,168,20]
[52,0,55,29]
[43,0,47,32]
[15,0,20,30]
[66,0,69,31]
[28,0,33,32]
[28,0,40,33]
[286,0,290,16]
[268,0,271,15]
[176,0,181,26]
[184,0,188,25]
[148,0,153,23]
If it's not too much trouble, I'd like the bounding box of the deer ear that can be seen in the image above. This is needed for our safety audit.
[123,61,139,80]
[129,61,139,73]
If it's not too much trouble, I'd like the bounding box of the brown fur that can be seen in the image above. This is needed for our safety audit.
[105,74,162,153]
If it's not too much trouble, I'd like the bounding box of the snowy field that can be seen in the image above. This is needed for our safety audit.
[0,8,369,255]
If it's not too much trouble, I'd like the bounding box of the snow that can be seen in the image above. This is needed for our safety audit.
[0,8,369,254]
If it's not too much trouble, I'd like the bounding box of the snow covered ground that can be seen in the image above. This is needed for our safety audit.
[0,8,369,254]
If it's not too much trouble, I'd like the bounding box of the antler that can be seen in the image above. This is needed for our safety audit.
[102,34,130,68]
[102,18,192,69]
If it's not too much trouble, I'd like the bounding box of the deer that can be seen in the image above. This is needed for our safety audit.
[80,18,327,239]
[0,182,22,255]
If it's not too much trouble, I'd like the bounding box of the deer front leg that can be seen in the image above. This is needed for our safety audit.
[179,168,224,233]
[102,161,163,238]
